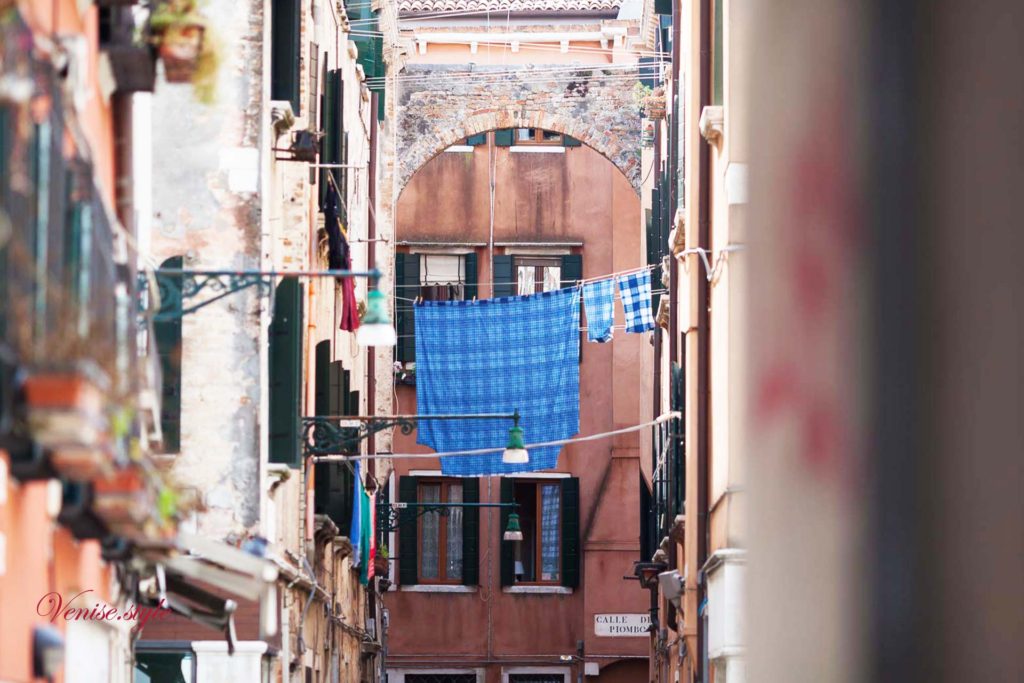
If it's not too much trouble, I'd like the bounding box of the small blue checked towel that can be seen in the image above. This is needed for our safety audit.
[616,270,657,333]
[582,278,615,343]
[414,287,581,475]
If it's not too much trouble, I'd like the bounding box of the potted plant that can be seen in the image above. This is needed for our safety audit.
[150,0,221,102]
[373,546,390,576]
[644,86,667,120]
[632,82,653,117]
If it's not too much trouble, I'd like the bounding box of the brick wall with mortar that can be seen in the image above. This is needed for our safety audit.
[395,64,643,195]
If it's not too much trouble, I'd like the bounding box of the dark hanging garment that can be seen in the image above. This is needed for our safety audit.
[325,181,360,332]
[323,182,345,270]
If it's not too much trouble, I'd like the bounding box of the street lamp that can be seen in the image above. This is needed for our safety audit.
[356,284,396,347]
[501,410,528,464]
[503,512,524,542]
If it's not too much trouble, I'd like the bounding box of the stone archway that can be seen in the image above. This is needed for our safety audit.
[395,64,643,195]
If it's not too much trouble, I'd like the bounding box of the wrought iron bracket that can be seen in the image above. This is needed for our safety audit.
[302,416,418,458]
[302,411,519,459]
[139,268,381,322]
[376,500,519,534]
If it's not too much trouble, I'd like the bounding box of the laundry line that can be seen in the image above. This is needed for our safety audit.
[393,287,667,304]
[390,264,658,294]
[312,412,681,463]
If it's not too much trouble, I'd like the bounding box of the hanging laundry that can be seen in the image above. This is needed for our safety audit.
[349,460,363,570]
[582,278,615,343]
[616,270,657,333]
[325,181,360,332]
[414,288,581,476]
[359,482,373,585]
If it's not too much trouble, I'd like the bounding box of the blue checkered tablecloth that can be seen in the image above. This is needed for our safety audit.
[616,270,656,333]
[414,287,580,475]
[582,278,615,342]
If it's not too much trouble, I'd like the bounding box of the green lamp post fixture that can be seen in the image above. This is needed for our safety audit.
[503,511,524,542]
[356,281,397,347]
[501,409,528,464]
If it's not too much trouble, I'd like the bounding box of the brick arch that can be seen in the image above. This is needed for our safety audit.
[395,65,643,195]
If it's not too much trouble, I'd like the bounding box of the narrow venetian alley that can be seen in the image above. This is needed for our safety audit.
[1,1,1022,682]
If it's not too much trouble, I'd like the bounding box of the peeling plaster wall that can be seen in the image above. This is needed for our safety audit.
[395,64,643,194]
[150,0,265,537]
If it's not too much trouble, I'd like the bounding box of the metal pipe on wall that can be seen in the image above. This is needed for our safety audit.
[694,0,712,680]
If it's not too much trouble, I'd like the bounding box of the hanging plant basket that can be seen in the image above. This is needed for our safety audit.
[644,89,667,120]
[158,23,206,83]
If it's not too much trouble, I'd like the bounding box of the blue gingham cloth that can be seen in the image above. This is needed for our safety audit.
[616,270,656,333]
[582,278,615,343]
[415,287,580,475]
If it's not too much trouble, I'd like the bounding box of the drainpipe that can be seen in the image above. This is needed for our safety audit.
[694,0,712,680]
[367,93,378,477]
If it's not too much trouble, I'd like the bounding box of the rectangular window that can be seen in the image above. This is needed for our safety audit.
[134,650,196,682]
[512,128,566,146]
[420,254,468,302]
[515,257,562,296]
[405,675,477,683]
[508,676,565,683]
[419,480,464,583]
[512,481,562,584]
[270,0,301,113]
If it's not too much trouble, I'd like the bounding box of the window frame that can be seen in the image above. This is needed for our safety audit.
[514,256,562,295]
[417,478,465,585]
[513,128,565,146]
[512,480,563,586]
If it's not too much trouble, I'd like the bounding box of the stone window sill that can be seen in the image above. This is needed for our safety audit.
[399,584,477,593]
[502,585,572,595]
[444,145,474,153]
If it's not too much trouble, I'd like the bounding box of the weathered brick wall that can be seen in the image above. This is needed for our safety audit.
[395,64,642,194]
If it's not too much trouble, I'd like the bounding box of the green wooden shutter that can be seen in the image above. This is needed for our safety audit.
[500,478,515,586]
[494,128,514,147]
[155,256,182,453]
[398,476,419,585]
[269,277,303,466]
[492,255,514,298]
[270,0,301,113]
[563,135,582,147]
[394,253,419,362]
[328,360,345,416]
[463,252,478,300]
[314,460,352,531]
[560,254,582,288]
[561,477,581,588]
[561,254,583,362]
[466,133,486,146]
[462,478,480,585]
[314,341,330,416]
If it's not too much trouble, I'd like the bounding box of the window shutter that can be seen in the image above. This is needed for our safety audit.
[492,255,514,298]
[563,135,582,148]
[560,254,582,288]
[270,0,301,113]
[394,253,420,363]
[328,360,345,416]
[463,252,478,300]
[155,256,182,453]
[561,477,581,588]
[561,254,584,362]
[462,478,480,585]
[308,44,319,135]
[314,341,330,415]
[466,133,486,146]
[638,56,659,89]
[398,476,419,586]
[494,128,514,147]
[314,461,352,531]
[500,478,515,586]
[269,277,303,466]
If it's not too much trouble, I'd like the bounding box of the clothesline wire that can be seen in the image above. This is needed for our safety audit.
[394,288,668,303]
[389,264,656,293]
[320,412,681,463]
